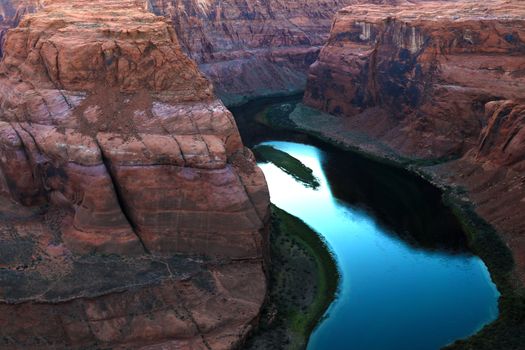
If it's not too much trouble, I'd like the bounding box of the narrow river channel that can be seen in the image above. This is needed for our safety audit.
[230,98,500,350]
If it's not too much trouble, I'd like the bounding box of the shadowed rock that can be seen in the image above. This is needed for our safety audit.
[302,0,525,283]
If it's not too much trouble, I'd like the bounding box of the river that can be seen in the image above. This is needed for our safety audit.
[230,97,500,350]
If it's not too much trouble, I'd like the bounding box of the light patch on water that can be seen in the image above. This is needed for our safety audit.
[258,141,499,350]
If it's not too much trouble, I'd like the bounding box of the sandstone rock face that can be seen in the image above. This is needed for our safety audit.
[302,0,525,282]
[1,0,454,106]
[150,0,456,105]
[441,100,525,284]
[146,0,367,105]
[0,0,269,348]
[0,0,39,56]
[304,0,525,159]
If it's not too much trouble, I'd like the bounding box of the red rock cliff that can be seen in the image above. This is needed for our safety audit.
[0,0,269,348]
[304,0,524,159]
[2,0,454,105]
[146,0,369,104]
[148,0,458,105]
[302,0,525,282]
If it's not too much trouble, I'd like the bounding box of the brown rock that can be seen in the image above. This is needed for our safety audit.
[2,0,458,105]
[0,0,269,348]
[304,0,525,159]
[301,0,525,283]
[147,0,375,104]
[0,0,39,56]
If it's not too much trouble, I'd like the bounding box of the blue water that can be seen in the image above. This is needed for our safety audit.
[257,141,500,350]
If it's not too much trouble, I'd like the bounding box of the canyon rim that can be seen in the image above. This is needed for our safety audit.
[0,0,523,349]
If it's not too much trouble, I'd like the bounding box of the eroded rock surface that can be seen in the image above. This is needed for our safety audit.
[1,0,458,105]
[304,0,525,159]
[147,0,376,104]
[0,0,39,56]
[302,0,525,282]
[0,0,269,348]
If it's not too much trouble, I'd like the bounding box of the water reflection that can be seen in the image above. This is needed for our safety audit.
[258,141,499,350]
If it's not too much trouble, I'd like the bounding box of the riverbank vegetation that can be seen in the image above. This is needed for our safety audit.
[245,205,339,349]
[255,97,524,350]
[254,145,320,189]
[443,196,525,349]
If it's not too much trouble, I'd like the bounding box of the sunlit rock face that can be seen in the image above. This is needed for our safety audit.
[0,0,269,348]
[303,0,525,283]
[1,0,457,105]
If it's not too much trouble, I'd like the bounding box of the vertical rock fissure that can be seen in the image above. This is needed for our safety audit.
[174,287,214,350]
[159,122,188,165]
[95,139,150,254]
[38,42,73,108]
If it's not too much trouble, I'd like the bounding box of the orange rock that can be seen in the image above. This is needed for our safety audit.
[0,0,269,348]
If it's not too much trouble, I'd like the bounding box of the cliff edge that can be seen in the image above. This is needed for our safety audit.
[0,0,269,348]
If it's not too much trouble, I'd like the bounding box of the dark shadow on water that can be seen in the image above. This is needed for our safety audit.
[230,95,470,254]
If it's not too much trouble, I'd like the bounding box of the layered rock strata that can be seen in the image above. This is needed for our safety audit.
[0,0,269,348]
[302,0,525,282]
[0,0,39,56]
[2,1,458,105]
[146,0,364,104]
[304,0,525,159]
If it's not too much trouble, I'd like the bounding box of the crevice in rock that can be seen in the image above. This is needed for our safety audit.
[173,287,214,350]
[39,42,73,109]
[94,138,150,254]
[159,122,187,165]
[367,37,381,106]
[501,126,520,153]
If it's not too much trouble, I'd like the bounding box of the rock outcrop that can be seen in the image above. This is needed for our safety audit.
[438,100,525,283]
[2,0,457,106]
[146,0,369,105]
[0,0,39,56]
[304,0,524,159]
[302,0,525,282]
[0,0,269,348]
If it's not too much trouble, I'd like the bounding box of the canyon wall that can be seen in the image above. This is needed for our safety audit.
[149,0,459,105]
[305,0,525,159]
[146,0,364,105]
[302,0,525,282]
[2,0,362,105]
[0,0,269,348]
[1,0,459,106]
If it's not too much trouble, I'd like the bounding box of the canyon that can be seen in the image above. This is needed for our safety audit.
[0,1,460,106]
[0,0,523,348]
[2,0,360,105]
[0,0,269,348]
[302,0,525,284]
[147,0,459,105]
[145,0,361,105]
